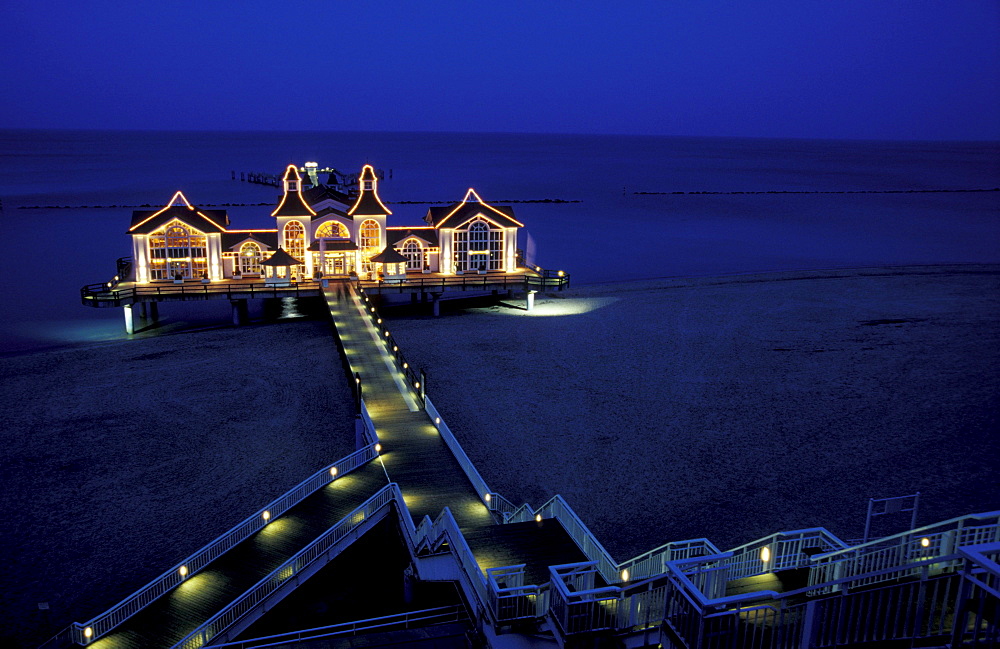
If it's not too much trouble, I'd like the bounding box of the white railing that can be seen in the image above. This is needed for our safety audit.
[487,565,547,622]
[808,510,1000,592]
[172,483,400,649]
[202,605,468,649]
[70,444,380,644]
[413,506,493,613]
[548,562,622,636]
[722,528,847,582]
[618,537,722,582]
[424,396,514,517]
[358,398,378,447]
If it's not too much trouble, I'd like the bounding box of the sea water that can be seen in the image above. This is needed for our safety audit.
[0,130,997,354]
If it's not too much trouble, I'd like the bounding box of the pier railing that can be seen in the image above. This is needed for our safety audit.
[172,483,400,649]
[352,284,425,404]
[424,396,516,518]
[355,268,569,294]
[81,278,327,306]
[807,510,1000,593]
[722,527,848,582]
[63,444,380,645]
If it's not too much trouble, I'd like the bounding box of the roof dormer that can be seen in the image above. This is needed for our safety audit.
[348,164,392,216]
[271,165,317,218]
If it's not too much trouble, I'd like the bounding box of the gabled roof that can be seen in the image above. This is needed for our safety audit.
[260,247,303,267]
[272,165,317,218]
[347,164,392,216]
[314,206,350,219]
[369,246,409,264]
[129,191,228,234]
[386,227,439,247]
[304,185,351,209]
[424,188,523,229]
[222,230,278,250]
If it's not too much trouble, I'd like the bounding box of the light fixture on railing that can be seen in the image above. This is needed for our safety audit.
[435,417,440,425]
[179,565,188,578]
[377,318,382,324]
[414,382,420,389]
[393,345,398,352]
[535,514,542,523]
[403,362,408,369]
[484,493,492,503]
[262,510,271,522]
[330,466,338,478]
[920,537,930,548]
[760,546,771,563]
[374,443,382,453]
[84,627,93,640]
[621,569,630,582]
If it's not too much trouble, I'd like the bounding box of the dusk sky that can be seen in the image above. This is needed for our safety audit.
[2,0,998,140]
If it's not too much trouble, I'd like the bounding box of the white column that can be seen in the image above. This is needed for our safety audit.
[123,304,135,334]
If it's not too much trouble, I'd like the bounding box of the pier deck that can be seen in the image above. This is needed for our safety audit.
[89,463,388,649]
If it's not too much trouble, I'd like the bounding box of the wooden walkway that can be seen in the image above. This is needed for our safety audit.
[91,464,388,649]
[86,281,587,648]
[324,282,588,583]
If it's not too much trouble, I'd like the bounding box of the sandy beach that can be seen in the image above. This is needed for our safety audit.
[384,265,1000,559]
[0,320,355,646]
[2,265,997,646]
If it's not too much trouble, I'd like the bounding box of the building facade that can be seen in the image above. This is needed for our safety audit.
[127,164,524,283]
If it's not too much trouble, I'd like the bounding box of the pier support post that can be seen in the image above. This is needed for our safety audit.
[231,299,248,326]
[526,290,537,312]
[123,304,135,334]
[139,302,148,320]
[431,292,443,317]
[148,302,159,323]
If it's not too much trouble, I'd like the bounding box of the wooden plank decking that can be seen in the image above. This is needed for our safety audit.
[90,463,387,649]
[85,281,588,647]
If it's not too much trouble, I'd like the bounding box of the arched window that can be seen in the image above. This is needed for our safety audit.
[403,240,423,271]
[454,218,502,272]
[239,242,262,274]
[315,221,349,239]
[283,221,306,276]
[148,221,207,279]
[360,219,380,271]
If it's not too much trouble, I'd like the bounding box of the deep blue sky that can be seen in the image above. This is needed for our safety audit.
[2,1,998,139]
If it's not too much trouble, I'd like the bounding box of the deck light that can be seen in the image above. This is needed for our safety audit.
[114,275,119,281]
[375,443,382,453]
[558,271,565,277]
[330,467,338,477]
[393,345,398,352]
[760,547,771,563]
[484,493,491,503]
[435,417,441,425]
[377,318,382,324]
[84,627,93,639]
[920,537,930,548]
[370,307,376,313]
[355,377,360,384]
[402,362,408,369]
[384,331,390,337]
[179,565,188,578]
[621,569,629,582]
[535,514,542,523]
[262,510,271,522]
[414,382,420,389]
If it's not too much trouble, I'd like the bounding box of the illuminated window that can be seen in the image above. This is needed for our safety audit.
[364,181,373,190]
[402,240,423,271]
[360,219,380,272]
[315,221,349,239]
[454,218,502,272]
[147,221,207,279]
[239,242,262,274]
[283,221,306,277]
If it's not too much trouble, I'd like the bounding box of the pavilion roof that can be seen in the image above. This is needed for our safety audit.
[369,246,409,264]
[260,247,303,267]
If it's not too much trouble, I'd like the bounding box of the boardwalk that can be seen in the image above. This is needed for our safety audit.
[324,281,586,578]
[75,280,586,648]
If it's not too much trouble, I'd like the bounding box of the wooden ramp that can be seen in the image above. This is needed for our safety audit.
[90,463,387,649]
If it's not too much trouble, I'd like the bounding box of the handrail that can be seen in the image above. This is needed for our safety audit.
[172,483,400,649]
[203,605,468,649]
[67,444,379,644]
[81,279,327,306]
[351,284,425,404]
[424,396,510,516]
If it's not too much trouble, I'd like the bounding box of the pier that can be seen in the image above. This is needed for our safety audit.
[54,265,1000,649]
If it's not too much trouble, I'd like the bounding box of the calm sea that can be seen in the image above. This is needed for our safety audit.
[0,130,997,354]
